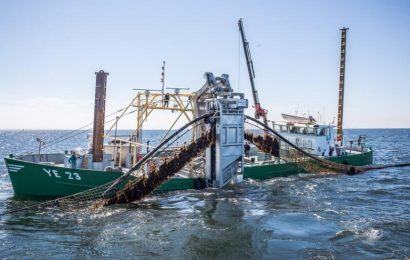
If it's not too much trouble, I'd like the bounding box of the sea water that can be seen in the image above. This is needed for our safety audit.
[0,129,409,259]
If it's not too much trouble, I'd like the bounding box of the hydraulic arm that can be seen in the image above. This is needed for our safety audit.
[238,18,268,126]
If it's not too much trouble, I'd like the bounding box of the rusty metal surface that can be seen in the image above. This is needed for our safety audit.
[336,28,349,143]
[92,70,109,162]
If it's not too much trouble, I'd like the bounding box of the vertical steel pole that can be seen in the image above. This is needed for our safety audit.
[336,28,348,145]
[135,94,142,163]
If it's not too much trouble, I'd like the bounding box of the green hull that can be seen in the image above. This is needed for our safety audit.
[243,150,374,180]
[4,150,373,198]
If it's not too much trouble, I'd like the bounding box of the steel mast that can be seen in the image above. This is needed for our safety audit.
[92,70,109,163]
[238,18,268,126]
[336,27,349,145]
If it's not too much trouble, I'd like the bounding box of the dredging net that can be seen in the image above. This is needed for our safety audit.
[2,115,409,217]
[96,130,214,207]
[244,130,348,174]
[1,115,214,216]
[52,130,214,210]
[244,115,410,175]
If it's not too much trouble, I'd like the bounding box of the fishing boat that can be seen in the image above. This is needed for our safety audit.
[3,24,372,198]
[243,118,373,180]
[4,133,373,198]
[4,138,372,198]
[4,126,372,198]
[3,69,372,198]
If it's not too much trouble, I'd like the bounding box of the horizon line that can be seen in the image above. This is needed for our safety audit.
[1,127,410,131]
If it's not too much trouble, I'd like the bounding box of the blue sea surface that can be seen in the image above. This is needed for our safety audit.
[0,129,409,259]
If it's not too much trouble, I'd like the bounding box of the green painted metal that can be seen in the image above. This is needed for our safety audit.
[5,158,124,198]
[155,178,198,192]
[4,150,373,198]
[244,150,374,180]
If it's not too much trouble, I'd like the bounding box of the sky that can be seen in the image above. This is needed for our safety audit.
[0,0,409,129]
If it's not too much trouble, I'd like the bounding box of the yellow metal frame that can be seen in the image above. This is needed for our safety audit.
[103,90,197,167]
[131,91,196,165]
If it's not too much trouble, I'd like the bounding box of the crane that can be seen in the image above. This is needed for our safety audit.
[238,18,268,126]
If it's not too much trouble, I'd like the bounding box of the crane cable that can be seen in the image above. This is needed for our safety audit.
[19,107,135,156]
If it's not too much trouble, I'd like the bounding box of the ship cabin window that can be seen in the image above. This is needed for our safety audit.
[307,127,315,135]
[319,128,326,136]
[290,126,297,133]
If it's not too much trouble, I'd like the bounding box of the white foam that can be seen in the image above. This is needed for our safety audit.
[364,227,383,240]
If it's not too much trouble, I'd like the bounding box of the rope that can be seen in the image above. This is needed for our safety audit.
[30,108,125,152]
[3,114,409,217]
[244,116,410,174]
[19,108,135,156]
[103,113,212,195]
[34,110,136,153]
[0,114,212,216]
[99,130,214,206]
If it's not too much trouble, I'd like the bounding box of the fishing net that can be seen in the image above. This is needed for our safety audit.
[244,130,339,174]
[244,116,410,175]
[1,115,214,216]
[2,115,409,217]
[54,131,214,210]
[244,117,360,176]
[96,130,214,207]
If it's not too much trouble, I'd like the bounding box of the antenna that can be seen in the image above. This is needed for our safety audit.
[166,87,190,94]
[36,137,45,162]
[133,88,161,92]
[161,61,165,105]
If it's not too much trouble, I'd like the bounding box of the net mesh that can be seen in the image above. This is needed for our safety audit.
[1,121,213,215]
[2,115,409,217]
[243,118,352,175]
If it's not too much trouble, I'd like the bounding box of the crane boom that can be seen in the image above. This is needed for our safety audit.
[238,18,268,126]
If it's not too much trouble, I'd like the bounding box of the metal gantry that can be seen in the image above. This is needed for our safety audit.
[132,90,195,165]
